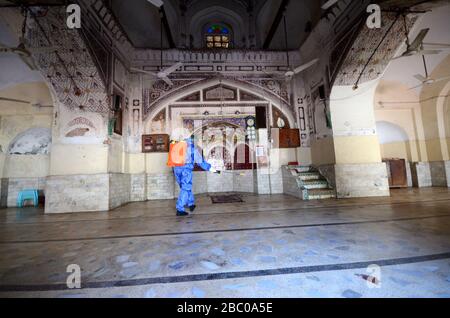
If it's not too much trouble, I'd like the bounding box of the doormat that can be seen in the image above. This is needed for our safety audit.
[210,194,244,204]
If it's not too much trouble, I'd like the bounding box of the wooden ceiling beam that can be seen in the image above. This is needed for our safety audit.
[262,0,290,49]
[160,5,175,49]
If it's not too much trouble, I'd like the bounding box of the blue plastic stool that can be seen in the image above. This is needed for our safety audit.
[17,189,39,208]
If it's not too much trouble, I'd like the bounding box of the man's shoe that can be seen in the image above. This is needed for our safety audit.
[189,205,196,212]
[176,210,189,216]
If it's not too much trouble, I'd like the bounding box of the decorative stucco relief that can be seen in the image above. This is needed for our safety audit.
[64,116,98,137]
[25,6,110,115]
[243,78,289,105]
[142,74,292,120]
[143,78,202,118]
[8,128,52,155]
[334,13,418,86]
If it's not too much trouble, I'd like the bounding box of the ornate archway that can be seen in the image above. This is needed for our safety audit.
[143,77,296,134]
[191,121,254,171]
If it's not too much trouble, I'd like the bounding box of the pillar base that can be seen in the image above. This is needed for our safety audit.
[446,161,450,188]
[412,161,450,188]
[430,161,450,187]
[333,163,390,198]
[45,174,110,213]
[45,173,136,213]
[0,178,8,208]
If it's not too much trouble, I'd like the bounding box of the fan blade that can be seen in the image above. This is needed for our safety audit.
[391,54,406,61]
[408,83,424,90]
[423,42,450,48]
[409,28,429,51]
[414,74,427,82]
[0,41,16,53]
[322,0,339,10]
[263,71,286,81]
[419,50,442,55]
[31,103,53,108]
[270,72,287,79]
[293,58,319,74]
[29,46,57,54]
[0,97,30,104]
[160,62,183,76]
[130,68,158,77]
[433,75,450,83]
[394,49,440,60]
[20,55,37,70]
[161,76,173,87]
[147,0,163,8]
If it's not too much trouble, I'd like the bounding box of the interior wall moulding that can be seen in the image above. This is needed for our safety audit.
[133,64,293,76]
[132,49,300,65]
[177,91,201,102]
[180,114,255,120]
[203,84,237,101]
[169,103,268,108]
[143,77,297,131]
[142,77,292,120]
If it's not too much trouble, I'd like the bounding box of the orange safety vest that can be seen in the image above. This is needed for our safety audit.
[167,141,188,167]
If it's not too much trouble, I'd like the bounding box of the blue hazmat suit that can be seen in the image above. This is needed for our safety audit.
[173,138,211,212]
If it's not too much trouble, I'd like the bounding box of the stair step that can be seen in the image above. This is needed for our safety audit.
[306,189,336,200]
[298,172,322,181]
[288,165,314,173]
[286,165,335,201]
[298,180,329,190]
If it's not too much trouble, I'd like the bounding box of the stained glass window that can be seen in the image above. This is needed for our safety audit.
[205,24,231,49]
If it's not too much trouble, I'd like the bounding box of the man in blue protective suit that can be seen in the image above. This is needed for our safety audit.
[173,135,219,216]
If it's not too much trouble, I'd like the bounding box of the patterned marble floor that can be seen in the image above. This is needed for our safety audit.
[0,188,449,298]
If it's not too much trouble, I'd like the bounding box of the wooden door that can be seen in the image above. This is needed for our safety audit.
[383,159,407,188]
[233,144,255,170]
[271,128,300,148]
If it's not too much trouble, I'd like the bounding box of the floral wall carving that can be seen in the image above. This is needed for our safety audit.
[26,6,110,116]
[334,12,418,86]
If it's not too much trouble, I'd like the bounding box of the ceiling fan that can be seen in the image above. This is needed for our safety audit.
[131,0,181,86]
[0,39,41,70]
[408,55,450,90]
[0,97,29,104]
[284,58,320,78]
[272,13,319,81]
[0,96,52,107]
[131,62,182,87]
[0,40,55,70]
[0,9,55,71]
[392,28,450,60]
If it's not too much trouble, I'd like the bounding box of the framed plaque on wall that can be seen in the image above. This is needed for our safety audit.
[271,128,300,148]
[142,134,169,153]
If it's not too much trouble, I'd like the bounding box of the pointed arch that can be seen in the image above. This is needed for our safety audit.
[143,77,296,130]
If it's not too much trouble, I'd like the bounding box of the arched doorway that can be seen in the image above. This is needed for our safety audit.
[192,121,254,171]
[143,78,296,131]
[143,78,296,176]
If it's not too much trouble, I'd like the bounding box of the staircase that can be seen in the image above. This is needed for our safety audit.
[284,166,336,200]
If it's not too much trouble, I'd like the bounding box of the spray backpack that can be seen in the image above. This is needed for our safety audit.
[167,141,188,167]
